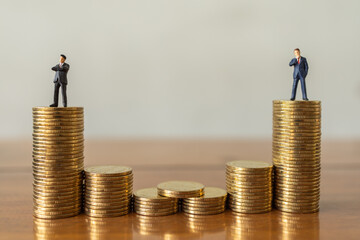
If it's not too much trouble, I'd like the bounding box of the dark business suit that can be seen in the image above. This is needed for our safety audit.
[289,56,309,100]
[51,63,70,107]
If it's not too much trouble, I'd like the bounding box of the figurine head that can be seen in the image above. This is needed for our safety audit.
[294,48,301,58]
[60,54,67,63]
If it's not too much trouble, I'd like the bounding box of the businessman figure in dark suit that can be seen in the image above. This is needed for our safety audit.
[50,54,70,107]
[289,48,309,100]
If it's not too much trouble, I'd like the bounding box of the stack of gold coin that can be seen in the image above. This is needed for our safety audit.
[32,107,84,219]
[226,160,273,213]
[133,187,178,216]
[273,100,321,213]
[157,181,205,198]
[84,165,133,217]
[182,187,227,215]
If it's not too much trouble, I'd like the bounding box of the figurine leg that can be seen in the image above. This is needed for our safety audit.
[50,83,60,107]
[61,84,67,107]
[300,77,308,100]
[290,77,300,100]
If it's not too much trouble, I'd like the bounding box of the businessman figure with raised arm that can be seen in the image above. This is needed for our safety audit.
[289,48,309,101]
[50,54,70,107]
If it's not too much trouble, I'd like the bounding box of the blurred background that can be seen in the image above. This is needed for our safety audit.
[0,0,359,140]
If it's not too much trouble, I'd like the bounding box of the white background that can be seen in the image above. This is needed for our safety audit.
[0,0,359,139]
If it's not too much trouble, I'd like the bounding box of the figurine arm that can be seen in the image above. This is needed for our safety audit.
[289,58,297,66]
[51,65,59,71]
[51,64,69,72]
[304,59,309,76]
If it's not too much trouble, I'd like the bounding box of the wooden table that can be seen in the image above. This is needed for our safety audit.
[1,139,359,240]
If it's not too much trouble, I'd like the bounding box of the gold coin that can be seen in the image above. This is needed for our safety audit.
[274,195,320,203]
[84,194,131,202]
[33,198,82,206]
[85,179,133,187]
[157,181,205,198]
[134,200,178,207]
[85,193,132,200]
[226,170,272,177]
[33,210,81,219]
[134,205,178,212]
[226,160,272,171]
[84,165,133,176]
[33,118,84,124]
[85,197,132,205]
[33,113,84,119]
[33,162,84,169]
[32,157,84,165]
[84,207,130,214]
[134,201,177,208]
[85,185,133,192]
[84,210,129,218]
[229,206,271,214]
[33,120,84,126]
[33,125,84,130]
[182,208,225,215]
[85,188,132,195]
[133,187,176,202]
[182,200,225,206]
[182,204,225,211]
[183,187,227,201]
[33,139,84,145]
[33,142,84,148]
[33,193,82,201]
[274,206,319,213]
[33,136,84,142]
[33,106,83,111]
[85,202,131,210]
[32,151,83,157]
[85,181,133,188]
[134,210,177,216]
[32,159,84,166]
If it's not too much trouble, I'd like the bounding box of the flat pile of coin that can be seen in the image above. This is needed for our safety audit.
[84,165,133,217]
[273,100,321,213]
[182,187,227,215]
[226,160,273,213]
[157,181,205,198]
[32,107,84,219]
[134,187,179,216]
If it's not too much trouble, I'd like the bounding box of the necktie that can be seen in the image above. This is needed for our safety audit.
[298,58,300,64]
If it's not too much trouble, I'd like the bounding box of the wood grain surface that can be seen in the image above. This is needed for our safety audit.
[0,139,359,240]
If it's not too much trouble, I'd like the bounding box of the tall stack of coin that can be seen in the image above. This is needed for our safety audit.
[273,100,321,213]
[182,187,227,215]
[32,107,84,219]
[157,181,205,198]
[226,160,273,213]
[84,166,133,217]
[133,187,178,216]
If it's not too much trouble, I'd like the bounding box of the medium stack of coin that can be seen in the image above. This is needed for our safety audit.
[133,187,178,216]
[157,181,205,198]
[32,107,84,219]
[182,187,227,215]
[84,165,133,217]
[273,100,321,213]
[226,160,273,213]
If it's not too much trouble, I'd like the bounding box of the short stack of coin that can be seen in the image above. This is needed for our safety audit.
[273,100,321,213]
[182,187,227,215]
[226,160,273,213]
[84,166,133,217]
[157,181,205,198]
[32,107,84,219]
[133,187,179,216]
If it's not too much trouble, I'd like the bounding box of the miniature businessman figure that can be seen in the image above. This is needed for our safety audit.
[50,54,70,107]
[289,48,309,101]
